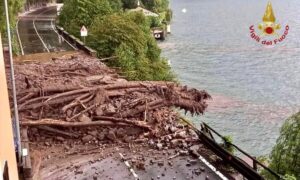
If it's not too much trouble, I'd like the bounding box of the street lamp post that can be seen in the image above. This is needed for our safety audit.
[3,0,22,162]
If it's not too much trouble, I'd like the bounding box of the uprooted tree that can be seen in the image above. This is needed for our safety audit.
[8,53,210,142]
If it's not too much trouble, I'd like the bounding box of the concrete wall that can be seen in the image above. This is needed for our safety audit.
[0,34,19,180]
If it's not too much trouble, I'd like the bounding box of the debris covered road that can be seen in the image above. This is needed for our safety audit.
[34,144,223,180]
[7,51,232,179]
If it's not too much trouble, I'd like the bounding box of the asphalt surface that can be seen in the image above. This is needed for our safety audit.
[38,145,224,180]
[17,6,74,54]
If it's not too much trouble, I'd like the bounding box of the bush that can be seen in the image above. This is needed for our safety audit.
[283,174,297,180]
[148,16,161,28]
[263,112,300,179]
[222,135,234,154]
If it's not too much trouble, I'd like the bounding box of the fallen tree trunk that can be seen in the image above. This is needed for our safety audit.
[19,94,82,111]
[20,81,174,97]
[21,119,129,127]
[93,116,152,131]
[120,99,165,118]
[21,118,152,130]
[37,126,79,138]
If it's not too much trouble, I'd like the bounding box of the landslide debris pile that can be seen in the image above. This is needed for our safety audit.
[9,53,211,144]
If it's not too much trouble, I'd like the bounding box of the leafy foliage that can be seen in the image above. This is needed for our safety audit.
[87,13,174,80]
[263,112,300,179]
[59,0,174,81]
[121,0,137,9]
[0,0,24,35]
[165,8,172,23]
[110,0,123,11]
[58,0,113,36]
[148,16,161,28]
[141,0,169,13]
[283,174,297,180]
[88,14,146,58]
[0,0,24,55]
[222,135,235,154]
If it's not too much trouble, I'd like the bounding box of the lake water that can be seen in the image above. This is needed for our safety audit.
[160,0,300,156]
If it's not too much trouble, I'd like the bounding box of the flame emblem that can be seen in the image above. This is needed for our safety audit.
[258,2,281,36]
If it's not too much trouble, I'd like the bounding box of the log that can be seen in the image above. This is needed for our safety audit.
[22,118,152,130]
[19,82,174,102]
[20,119,152,131]
[37,126,79,138]
[19,96,50,110]
[20,85,81,95]
[93,116,152,131]
[18,93,35,104]
[62,93,91,112]
[38,82,163,107]
[98,56,117,62]
[120,99,165,118]
[58,71,86,76]
[19,94,82,111]
[21,119,129,127]
[69,104,97,121]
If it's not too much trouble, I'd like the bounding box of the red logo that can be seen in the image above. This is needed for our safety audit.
[249,2,289,46]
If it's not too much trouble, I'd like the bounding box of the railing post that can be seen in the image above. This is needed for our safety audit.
[253,157,258,171]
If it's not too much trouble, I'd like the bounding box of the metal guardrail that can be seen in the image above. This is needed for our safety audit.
[181,118,282,180]
[201,122,281,179]
[55,26,97,57]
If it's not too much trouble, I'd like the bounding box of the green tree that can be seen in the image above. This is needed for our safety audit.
[0,0,24,54]
[58,0,113,36]
[59,0,174,81]
[141,0,169,13]
[147,16,161,28]
[121,0,137,9]
[109,0,123,11]
[264,112,300,179]
[0,0,24,33]
[87,13,174,80]
[88,14,146,58]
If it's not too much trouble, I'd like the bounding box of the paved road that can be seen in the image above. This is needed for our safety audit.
[17,6,75,55]
[39,145,225,180]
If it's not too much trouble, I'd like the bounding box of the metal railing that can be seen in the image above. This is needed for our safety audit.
[200,122,282,179]
[181,117,282,180]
